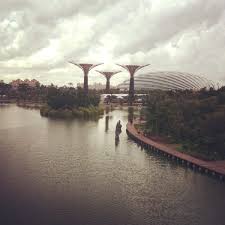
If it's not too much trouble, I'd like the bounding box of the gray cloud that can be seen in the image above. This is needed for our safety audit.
[0,0,225,85]
[115,0,225,55]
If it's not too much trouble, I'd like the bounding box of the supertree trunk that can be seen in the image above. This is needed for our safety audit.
[69,62,103,96]
[106,78,110,94]
[84,72,88,95]
[95,70,121,94]
[129,75,135,105]
[116,64,150,106]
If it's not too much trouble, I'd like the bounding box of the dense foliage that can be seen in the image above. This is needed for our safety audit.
[40,86,103,118]
[0,81,103,118]
[144,87,225,160]
[0,81,47,101]
[0,81,101,107]
[46,86,100,109]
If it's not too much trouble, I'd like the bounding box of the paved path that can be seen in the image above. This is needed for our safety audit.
[126,122,225,179]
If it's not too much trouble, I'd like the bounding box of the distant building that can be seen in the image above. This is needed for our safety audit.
[117,71,216,91]
[10,79,40,89]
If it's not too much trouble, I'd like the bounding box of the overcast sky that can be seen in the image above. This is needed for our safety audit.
[0,0,225,86]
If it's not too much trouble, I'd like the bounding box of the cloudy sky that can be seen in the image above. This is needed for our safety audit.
[0,0,225,86]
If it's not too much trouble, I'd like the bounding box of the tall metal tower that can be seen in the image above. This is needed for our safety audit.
[96,70,121,94]
[116,64,150,105]
[69,62,103,95]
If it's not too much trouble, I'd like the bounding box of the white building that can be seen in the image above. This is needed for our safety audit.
[117,71,215,91]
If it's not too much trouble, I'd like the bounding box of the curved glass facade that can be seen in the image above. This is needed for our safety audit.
[118,71,215,91]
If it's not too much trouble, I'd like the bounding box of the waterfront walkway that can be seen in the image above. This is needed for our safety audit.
[126,122,225,180]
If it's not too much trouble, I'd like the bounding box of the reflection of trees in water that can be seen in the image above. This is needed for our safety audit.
[128,107,134,123]
[115,135,119,146]
[105,115,109,132]
[115,121,122,147]
[105,106,111,132]
[115,129,121,147]
[105,106,110,114]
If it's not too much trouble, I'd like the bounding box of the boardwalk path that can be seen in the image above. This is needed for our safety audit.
[126,122,225,181]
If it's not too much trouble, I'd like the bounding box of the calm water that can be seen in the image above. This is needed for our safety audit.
[0,105,224,225]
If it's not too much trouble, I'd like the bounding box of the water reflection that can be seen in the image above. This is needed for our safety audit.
[105,115,109,132]
[0,105,224,225]
[115,120,122,147]
[128,106,134,123]
[115,135,119,146]
[105,106,111,133]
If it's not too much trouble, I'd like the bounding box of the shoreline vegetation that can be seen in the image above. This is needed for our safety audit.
[40,105,104,118]
[17,101,44,109]
[140,88,225,161]
[40,85,104,119]
[1,80,225,160]
[135,122,215,161]
[127,122,225,179]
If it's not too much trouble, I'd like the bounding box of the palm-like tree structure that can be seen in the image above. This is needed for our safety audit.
[96,70,121,94]
[116,64,150,105]
[69,62,103,95]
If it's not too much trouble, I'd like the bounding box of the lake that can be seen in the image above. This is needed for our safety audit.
[0,105,224,225]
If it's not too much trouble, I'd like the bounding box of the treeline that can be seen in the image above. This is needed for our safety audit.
[40,86,103,118]
[0,81,100,106]
[143,87,225,160]
[0,82,47,102]
[46,86,100,109]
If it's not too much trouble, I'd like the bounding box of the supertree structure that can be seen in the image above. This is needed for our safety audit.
[69,62,103,95]
[116,64,150,105]
[96,70,121,94]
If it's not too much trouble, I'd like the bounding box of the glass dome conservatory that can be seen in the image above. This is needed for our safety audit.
[117,71,215,91]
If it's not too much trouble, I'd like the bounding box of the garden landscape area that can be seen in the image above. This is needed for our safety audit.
[1,0,225,225]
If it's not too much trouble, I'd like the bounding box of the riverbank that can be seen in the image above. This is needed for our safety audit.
[134,123,221,161]
[17,101,44,109]
[0,99,16,104]
[126,121,225,181]
[40,105,104,118]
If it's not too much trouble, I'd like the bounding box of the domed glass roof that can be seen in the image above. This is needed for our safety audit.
[117,71,215,91]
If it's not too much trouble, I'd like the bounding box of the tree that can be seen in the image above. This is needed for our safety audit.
[144,87,225,160]
[17,83,30,100]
